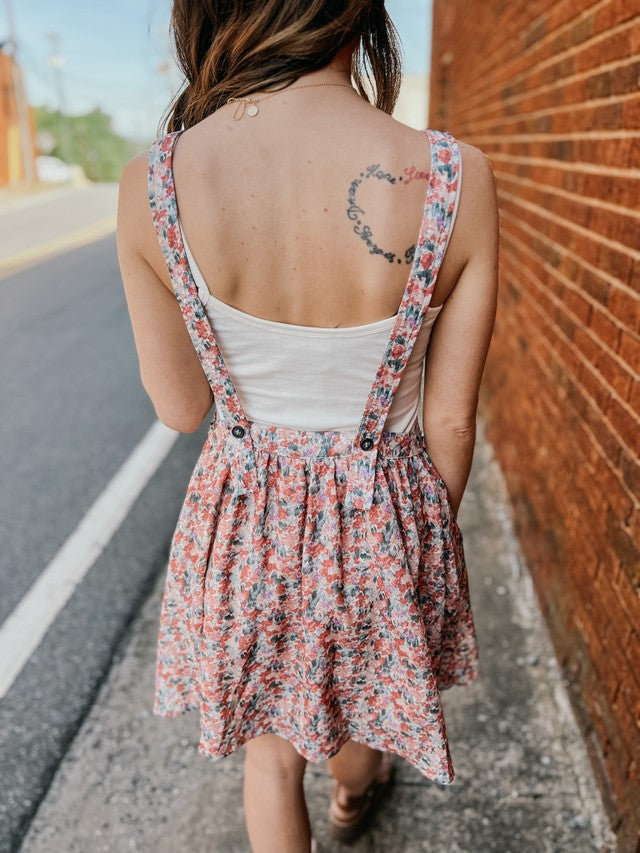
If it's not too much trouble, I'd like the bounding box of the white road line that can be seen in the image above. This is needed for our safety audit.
[0,420,180,699]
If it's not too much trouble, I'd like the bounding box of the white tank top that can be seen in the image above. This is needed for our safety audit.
[178,192,455,432]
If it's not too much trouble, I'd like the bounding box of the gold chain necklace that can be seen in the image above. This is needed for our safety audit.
[226,82,354,121]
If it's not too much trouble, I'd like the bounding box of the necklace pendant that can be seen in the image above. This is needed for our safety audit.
[247,103,259,117]
[232,100,246,121]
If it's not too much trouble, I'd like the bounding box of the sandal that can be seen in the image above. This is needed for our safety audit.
[328,750,396,842]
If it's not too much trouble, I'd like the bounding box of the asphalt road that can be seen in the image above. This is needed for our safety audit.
[0,235,209,851]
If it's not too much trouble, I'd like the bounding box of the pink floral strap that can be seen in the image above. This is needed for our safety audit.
[345,130,461,513]
[148,131,260,497]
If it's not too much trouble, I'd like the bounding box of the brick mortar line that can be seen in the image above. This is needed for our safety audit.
[457,90,640,134]
[524,347,639,528]
[500,223,640,377]
[524,343,627,506]
[494,345,622,517]
[498,208,639,299]
[499,295,639,530]
[494,167,640,220]
[465,128,638,142]
[499,248,640,471]
[573,583,640,734]
[498,186,640,261]
[501,236,640,420]
[484,152,640,180]
[499,328,638,560]
[512,339,601,470]
[455,1,631,110]
[454,0,609,93]
[498,207,639,323]
[576,413,640,517]
[500,249,640,468]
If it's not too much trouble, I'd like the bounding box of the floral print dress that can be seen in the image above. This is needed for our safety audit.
[147,128,479,785]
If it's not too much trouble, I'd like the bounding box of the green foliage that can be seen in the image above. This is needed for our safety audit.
[33,105,140,182]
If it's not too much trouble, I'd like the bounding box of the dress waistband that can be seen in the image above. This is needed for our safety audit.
[208,416,428,460]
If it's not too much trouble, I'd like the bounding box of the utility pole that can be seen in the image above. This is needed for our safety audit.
[3,0,35,184]
[45,31,72,165]
[158,24,183,131]
[157,61,177,103]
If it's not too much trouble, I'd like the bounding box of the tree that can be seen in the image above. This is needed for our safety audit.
[33,105,139,182]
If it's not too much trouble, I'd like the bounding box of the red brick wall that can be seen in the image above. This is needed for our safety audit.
[429,2,640,849]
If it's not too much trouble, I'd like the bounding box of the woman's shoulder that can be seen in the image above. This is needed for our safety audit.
[392,120,496,204]
[414,125,496,202]
[378,116,492,170]
[423,127,492,169]
[454,139,498,209]
[117,145,175,292]
[441,135,499,273]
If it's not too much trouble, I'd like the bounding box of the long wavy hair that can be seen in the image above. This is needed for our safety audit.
[159,0,403,135]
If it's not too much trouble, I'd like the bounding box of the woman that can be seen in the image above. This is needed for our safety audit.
[117,1,499,850]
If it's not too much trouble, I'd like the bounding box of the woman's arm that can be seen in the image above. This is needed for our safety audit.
[422,144,499,518]
[116,153,214,433]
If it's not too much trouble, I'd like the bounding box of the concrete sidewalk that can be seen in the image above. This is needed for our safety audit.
[0,182,117,278]
[19,421,616,853]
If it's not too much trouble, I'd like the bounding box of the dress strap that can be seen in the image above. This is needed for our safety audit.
[148,130,259,497]
[345,129,462,512]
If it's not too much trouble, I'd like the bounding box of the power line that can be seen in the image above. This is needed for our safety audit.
[45,30,72,164]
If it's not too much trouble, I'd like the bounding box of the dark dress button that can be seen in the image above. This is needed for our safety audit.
[360,437,374,450]
[231,425,245,438]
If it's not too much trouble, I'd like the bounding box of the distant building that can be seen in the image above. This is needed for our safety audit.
[0,50,37,187]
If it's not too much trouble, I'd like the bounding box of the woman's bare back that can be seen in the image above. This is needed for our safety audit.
[120,78,497,462]
[158,87,467,328]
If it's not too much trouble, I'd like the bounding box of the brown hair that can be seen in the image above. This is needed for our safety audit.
[160,0,403,135]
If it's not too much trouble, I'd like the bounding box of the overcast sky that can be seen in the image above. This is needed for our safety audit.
[7,0,432,143]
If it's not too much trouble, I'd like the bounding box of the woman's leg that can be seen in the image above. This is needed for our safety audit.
[328,739,383,805]
[243,732,311,853]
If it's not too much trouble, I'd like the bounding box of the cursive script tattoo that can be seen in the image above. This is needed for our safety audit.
[346,163,429,265]
[364,164,396,183]
[403,165,430,185]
